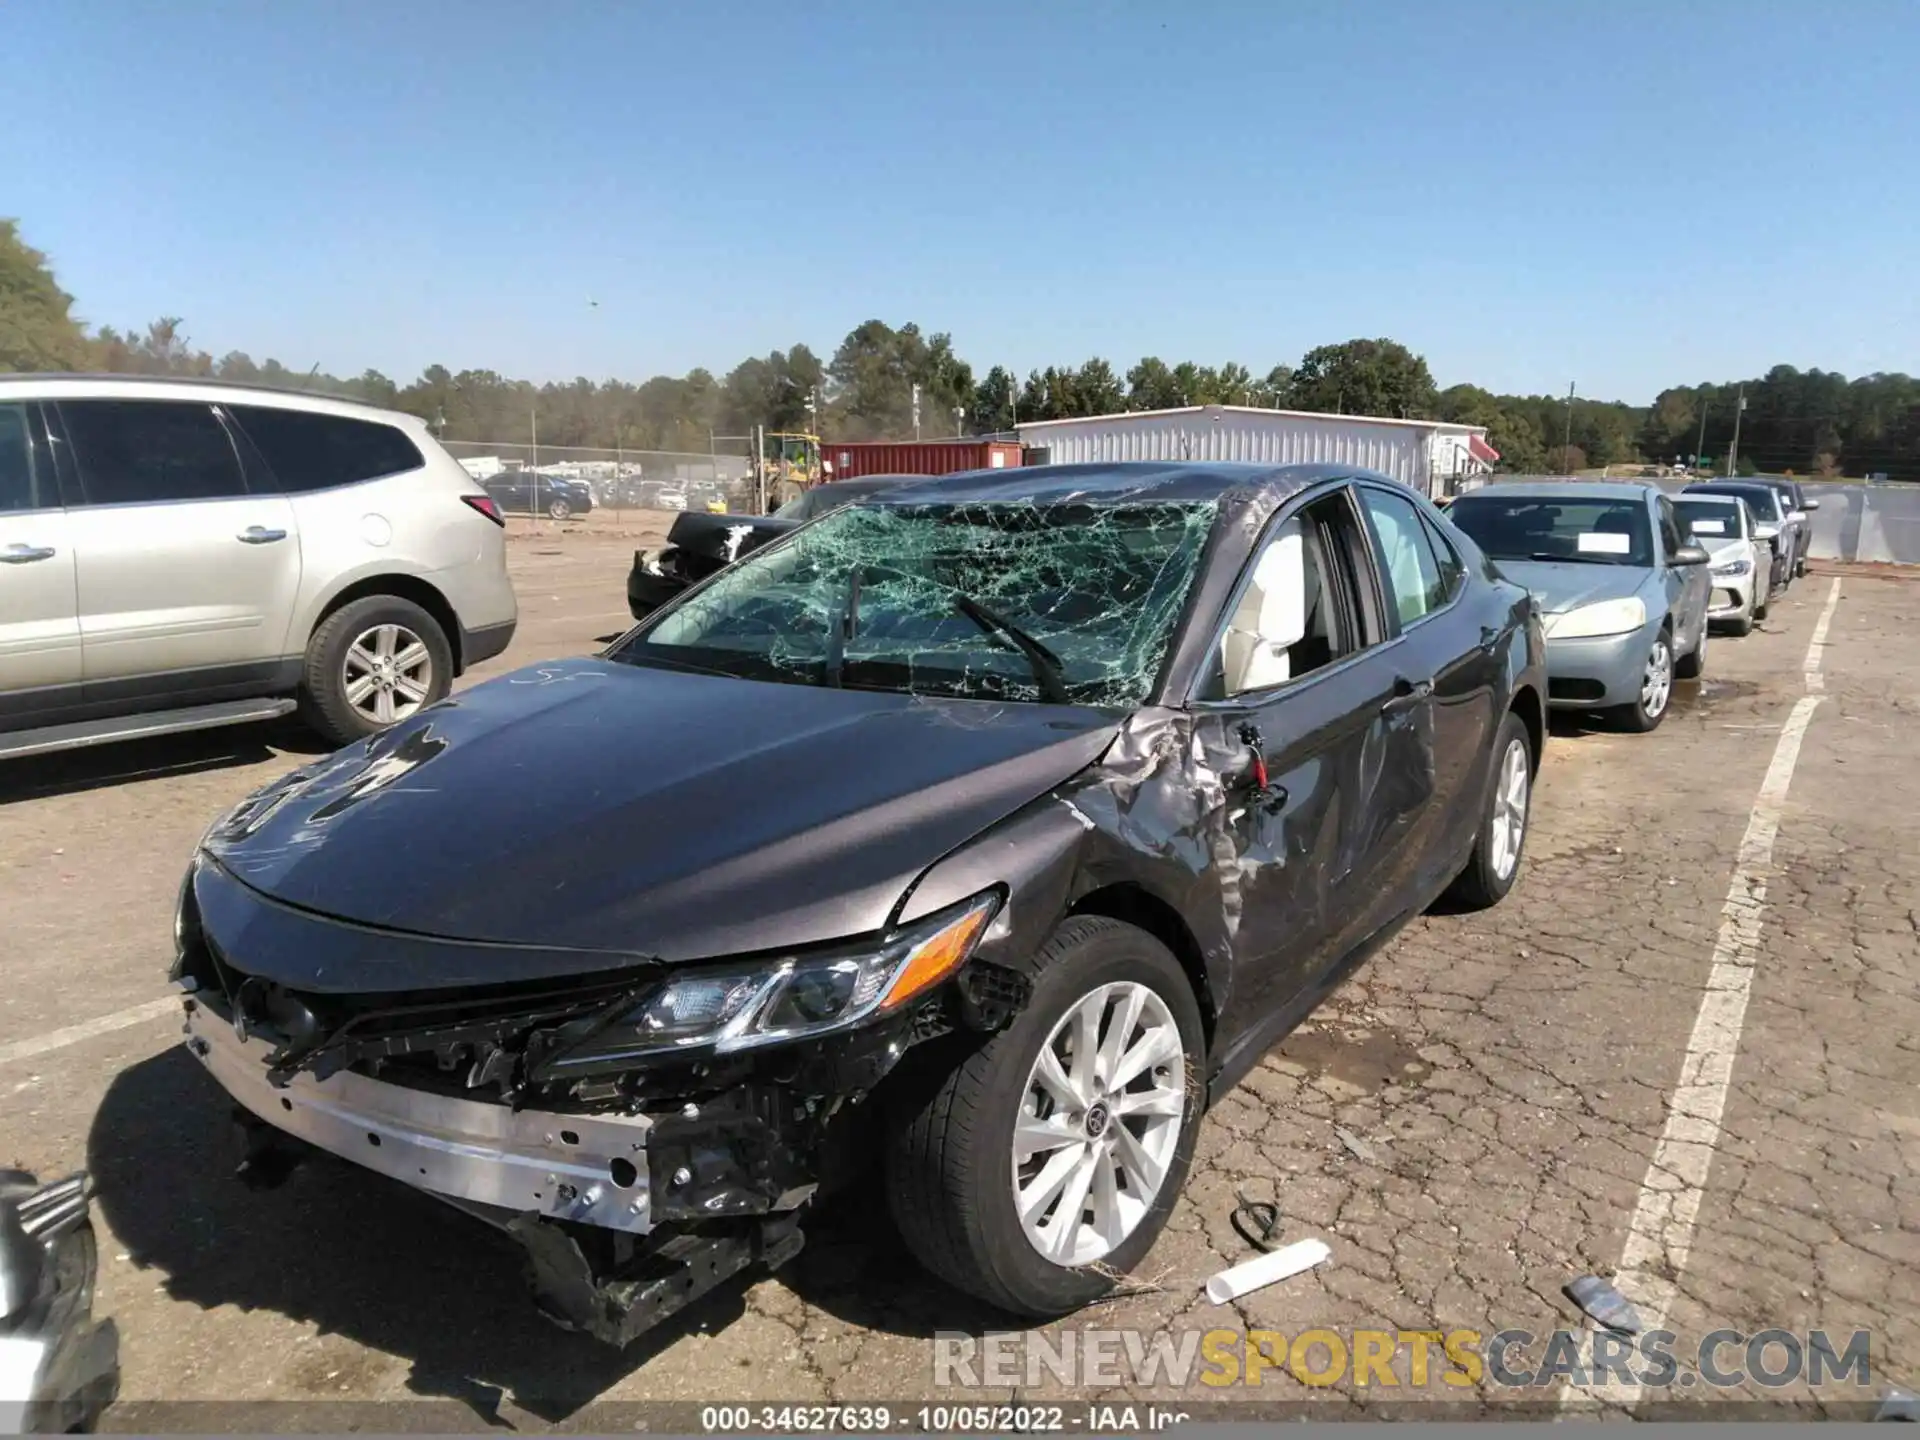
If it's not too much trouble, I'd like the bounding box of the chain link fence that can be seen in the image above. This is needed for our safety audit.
[437,440,762,520]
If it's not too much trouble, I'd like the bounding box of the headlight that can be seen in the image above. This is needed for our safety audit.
[555,892,1001,1068]
[1543,597,1647,639]
[1711,559,1752,578]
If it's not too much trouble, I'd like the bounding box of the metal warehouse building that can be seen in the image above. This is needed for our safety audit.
[1015,405,1497,496]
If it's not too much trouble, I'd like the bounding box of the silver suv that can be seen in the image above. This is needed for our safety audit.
[0,376,518,760]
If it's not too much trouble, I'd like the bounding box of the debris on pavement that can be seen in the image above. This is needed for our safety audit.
[1205,1237,1332,1305]
[1333,1127,1378,1163]
[1563,1275,1643,1335]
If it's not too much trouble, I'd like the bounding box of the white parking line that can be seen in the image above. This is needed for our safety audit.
[1567,577,1839,1409]
[0,997,179,1068]
[1803,576,1842,693]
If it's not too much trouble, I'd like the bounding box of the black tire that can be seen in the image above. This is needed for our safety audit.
[1607,628,1673,734]
[547,498,573,520]
[885,917,1206,1318]
[298,594,454,748]
[1674,620,1707,679]
[1753,588,1770,622]
[1443,710,1534,911]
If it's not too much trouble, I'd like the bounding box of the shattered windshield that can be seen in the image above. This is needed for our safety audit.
[609,500,1217,707]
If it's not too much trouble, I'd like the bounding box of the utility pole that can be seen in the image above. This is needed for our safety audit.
[1008,372,1017,430]
[1694,397,1710,473]
[1726,387,1748,477]
[529,408,539,525]
[1562,382,1576,471]
[911,384,922,441]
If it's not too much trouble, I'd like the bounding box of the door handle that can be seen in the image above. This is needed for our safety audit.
[1381,677,1434,715]
[0,543,56,564]
[237,526,288,544]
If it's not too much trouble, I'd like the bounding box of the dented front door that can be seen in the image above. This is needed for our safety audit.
[1195,646,1410,1043]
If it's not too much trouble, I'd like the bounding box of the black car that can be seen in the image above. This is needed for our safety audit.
[172,463,1546,1343]
[626,474,932,619]
[483,470,595,520]
[1764,478,1820,578]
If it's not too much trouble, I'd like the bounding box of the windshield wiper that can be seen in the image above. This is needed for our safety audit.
[821,570,862,688]
[950,593,1070,703]
[1527,551,1622,565]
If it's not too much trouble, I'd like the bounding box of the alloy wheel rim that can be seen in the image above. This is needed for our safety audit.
[342,623,433,726]
[1012,981,1186,1267]
[1642,640,1672,718]
[1489,737,1530,880]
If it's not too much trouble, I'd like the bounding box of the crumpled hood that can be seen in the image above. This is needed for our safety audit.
[1492,560,1650,615]
[202,658,1121,962]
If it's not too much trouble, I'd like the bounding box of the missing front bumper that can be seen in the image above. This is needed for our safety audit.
[184,1000,657,1234]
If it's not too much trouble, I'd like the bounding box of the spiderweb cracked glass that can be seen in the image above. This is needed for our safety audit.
[632,501,1219,707]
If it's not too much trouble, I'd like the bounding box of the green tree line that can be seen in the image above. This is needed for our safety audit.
[5,219,1915,477]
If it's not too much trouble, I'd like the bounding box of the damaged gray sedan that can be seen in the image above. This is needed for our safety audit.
[172,461,1547,1344]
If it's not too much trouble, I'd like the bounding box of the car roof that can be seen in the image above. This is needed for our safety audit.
[1686,480,1773,495]
[1455,480,1659,503]
[0,371,421,427]
[867,461,1373,507]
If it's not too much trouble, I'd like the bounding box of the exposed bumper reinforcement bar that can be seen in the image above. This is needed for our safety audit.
[183,1000,655,1234]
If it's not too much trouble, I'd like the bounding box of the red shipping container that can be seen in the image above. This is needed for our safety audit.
[821,440,1023,480]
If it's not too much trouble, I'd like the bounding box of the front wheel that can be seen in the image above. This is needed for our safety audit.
[299,595,453,747]
[547,497,573,520]
[1608,630,1673,733]
[1443,710,1534,910]
[886,917,1204,1318]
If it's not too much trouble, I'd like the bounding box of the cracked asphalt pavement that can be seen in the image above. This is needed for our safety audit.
[0,517,1913,1424]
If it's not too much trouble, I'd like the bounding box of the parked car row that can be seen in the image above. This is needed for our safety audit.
[1441,476,1817,732]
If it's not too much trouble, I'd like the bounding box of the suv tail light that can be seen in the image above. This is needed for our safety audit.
[462,494,505,526]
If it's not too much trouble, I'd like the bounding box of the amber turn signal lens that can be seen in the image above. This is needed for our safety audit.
[879,899,996,1011]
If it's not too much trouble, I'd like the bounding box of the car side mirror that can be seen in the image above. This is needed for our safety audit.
[1671,543,1710,566]
[1754,523,1779,541]
[1222,523,1307,692]
[1790,509,1808,523]
[1803,498,1820,511]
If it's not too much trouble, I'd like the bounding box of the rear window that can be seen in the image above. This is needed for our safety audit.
[230,405,424,493]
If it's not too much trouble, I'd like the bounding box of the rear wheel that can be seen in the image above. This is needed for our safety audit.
[1444,710,1534,910]
[299,595,453,747]
[1608,630,1673,733]
[886,917,1204,1317]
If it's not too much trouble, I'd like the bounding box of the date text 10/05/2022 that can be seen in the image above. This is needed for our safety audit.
[697,1406,1187,1433]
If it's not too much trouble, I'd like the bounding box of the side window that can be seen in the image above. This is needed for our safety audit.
[1215,491,1367,698]
[58,400,246,506]
[1657,497,1683,557]
[230,405,424,493]
[1417,508,1466,604]
[1357,487,1448,628]
[0,404,44,513]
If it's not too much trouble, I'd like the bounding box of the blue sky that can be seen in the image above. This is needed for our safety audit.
[7,0,1916,402]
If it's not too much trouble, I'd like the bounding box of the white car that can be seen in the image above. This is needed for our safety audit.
[1674,492,1766,634]
[0,375,519,760]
